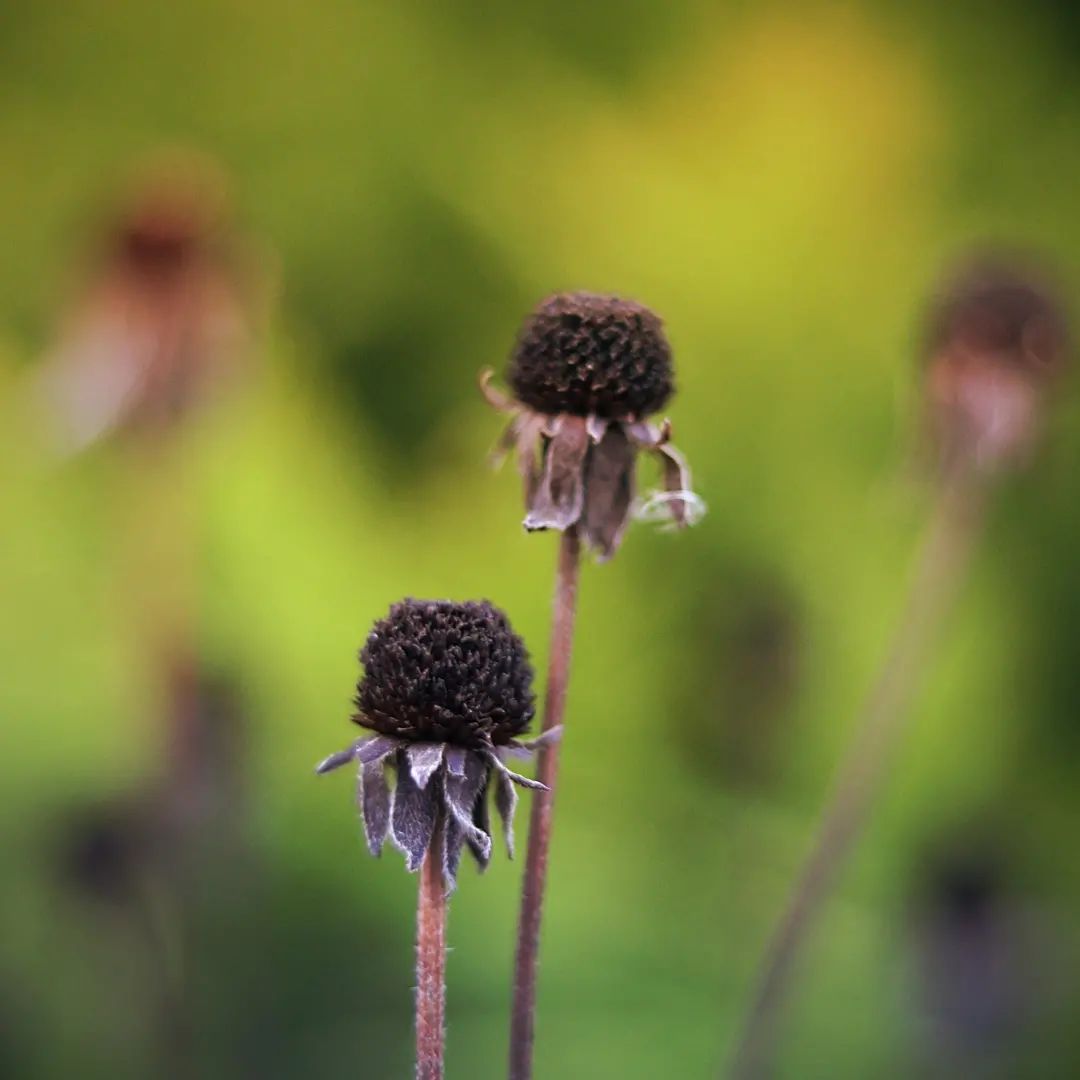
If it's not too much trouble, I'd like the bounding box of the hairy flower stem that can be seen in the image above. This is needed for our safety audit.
[509,527,582,1080]
[416,814,448,1080]
[729,463,988,1079]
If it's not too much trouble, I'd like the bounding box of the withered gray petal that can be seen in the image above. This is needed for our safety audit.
[524,414,589,532]
[442,815,467,891]
[406,743,445,790]
[581,424,636,559]
[444,751,491,865]
[444,745,468,779]
[314,743,358,775]
[487,751,547,791]
[467,778,492,869]
[391,753,440,871]
[508,725,564,755]
[360,761,391,856]
[494,770,518,858]
[357,735,401,766]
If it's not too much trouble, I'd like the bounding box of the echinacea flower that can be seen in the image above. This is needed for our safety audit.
[315,599,552,888]
[924,256,1069,472]
[481,292,703,559]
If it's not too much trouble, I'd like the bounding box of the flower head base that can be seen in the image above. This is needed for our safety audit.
[316,600,552,889]
[484,292,702,559]
[924,255,1069,472]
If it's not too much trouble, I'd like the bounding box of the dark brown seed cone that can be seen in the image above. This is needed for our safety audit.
[354,600,535,747]
[509,292,674,419]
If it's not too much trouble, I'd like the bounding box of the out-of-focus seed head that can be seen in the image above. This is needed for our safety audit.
[923,255,1070,470]
[509,292,674,419]
[354,600,535,747]
[925,257,1069,379]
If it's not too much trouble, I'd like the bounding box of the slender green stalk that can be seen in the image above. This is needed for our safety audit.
[509,528,582,1080]
[728,465,988,1078]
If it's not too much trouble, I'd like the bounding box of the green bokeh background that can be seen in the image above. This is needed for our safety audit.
[3,2,1080,1076]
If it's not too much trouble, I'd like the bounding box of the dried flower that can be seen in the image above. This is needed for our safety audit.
[315,600,552,888]
[482,292,703,559]
[34,152,256,454]
[923,255,1069,472]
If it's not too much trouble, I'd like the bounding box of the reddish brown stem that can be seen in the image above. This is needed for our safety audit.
[728,468,987,1078]
[416,815,447,1080]
[509,528,582,1080]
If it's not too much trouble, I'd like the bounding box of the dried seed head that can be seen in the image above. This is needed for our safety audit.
[923,255,1070,470]
[509,292,674,419]
[925,258,1068,379]
[355,600,535,747]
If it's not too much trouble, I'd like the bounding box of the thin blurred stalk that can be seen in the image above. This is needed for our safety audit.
[729,460,988,1078]
[416,816,448,1080]
[509,527,582,1080]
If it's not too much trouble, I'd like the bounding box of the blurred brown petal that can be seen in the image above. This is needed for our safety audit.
[524,414,589,532]
[654,440,694,527]
[582,424,636,559]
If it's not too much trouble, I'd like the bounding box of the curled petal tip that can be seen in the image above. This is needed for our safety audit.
[635,489,707,529]
[479,367,515,412]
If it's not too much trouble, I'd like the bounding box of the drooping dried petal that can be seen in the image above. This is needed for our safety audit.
[314,744,358,775]
[444,745,468,779]
[360,761,391,856]
[494,770,518,858]
[356,734,402,766]
[487,750,547,791]
[444,751,492,865]
[442,815,467,890]
[581,424,636,558]
[503,725,563,759]
[515,411,550,506]
[655,441,693,527]
[468,777,492,869]
[586,415,609,443]
[524,414,590,532]
[406,743,445,790]
[627,420,696,527]
[391,752,441,871]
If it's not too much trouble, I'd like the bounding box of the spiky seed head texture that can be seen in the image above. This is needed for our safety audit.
[354,599,535,747]
[509,292,674,419]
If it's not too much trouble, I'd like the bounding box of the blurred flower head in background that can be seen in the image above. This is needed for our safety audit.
[32,149,261,455]
[923,254,1070,474]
